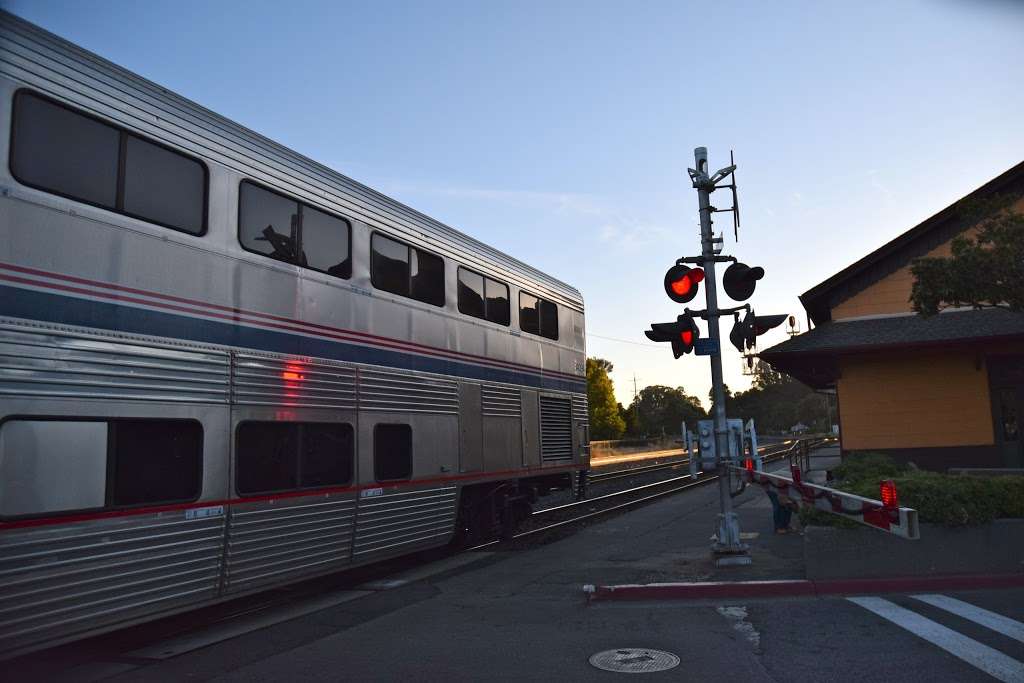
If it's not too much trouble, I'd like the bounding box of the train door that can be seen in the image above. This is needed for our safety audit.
[459,383,483,472]
[521,389,540,467]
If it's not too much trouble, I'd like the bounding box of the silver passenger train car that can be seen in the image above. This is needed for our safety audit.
[0,12,588,657]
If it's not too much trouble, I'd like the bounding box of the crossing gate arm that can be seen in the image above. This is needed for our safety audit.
[735,467,920,540]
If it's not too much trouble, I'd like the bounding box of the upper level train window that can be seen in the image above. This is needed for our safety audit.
[0,418,202,517]
[519,291,559,340]
[371,233,445,307]
[457,267,510,326]
[123,135,206,234]
[236,422,354,495]
[238,181,351,279]
[374,424,412,481]
[10,91,207,235]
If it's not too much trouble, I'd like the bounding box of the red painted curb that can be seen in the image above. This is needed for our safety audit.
[586,573,1024,601]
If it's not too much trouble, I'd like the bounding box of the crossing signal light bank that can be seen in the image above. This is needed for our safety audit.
[645,315,700,358]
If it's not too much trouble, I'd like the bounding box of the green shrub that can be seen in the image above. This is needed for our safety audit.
[830,451,909,483]
[800,452,1024,528]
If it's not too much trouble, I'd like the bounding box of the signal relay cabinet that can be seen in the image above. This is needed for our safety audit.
[689,419,759,473]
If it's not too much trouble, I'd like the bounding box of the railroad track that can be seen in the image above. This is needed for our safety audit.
[491,437,832,544]
[586,440,798,485]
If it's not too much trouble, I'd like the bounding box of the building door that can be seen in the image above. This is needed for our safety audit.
[989,356,1024,468]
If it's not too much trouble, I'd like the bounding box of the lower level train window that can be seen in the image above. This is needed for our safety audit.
[236,422,354,494]
[374,424,412,481]
[112,420,203,506]
[0,418,202,517]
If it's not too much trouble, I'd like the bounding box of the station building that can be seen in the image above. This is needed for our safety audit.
[760,161,1024,471]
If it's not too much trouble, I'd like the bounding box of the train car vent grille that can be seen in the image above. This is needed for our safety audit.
[233,353,356,409]
[358,368,459,415]
[572,394,589,427]
[481,385,521,418]
[540,395,573,462]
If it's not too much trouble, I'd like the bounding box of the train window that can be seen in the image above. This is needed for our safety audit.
[0,418,202,517]
[519,291,559,340]
[236,421,354,494]
[371,233,410,297]
[485,278,511,326]
[457,268,486,319]
[301,205,352,279]
[122,135,206,235]
[0,420,108,516]
[236,422,299,494]
[411,249,445,306]
[458,267,510,326]
[10,91,120,210]
[111,420,203,506]
[538,298,559,340]
[300,423,355,488]
[10,90,209,236]
[374,424,412,481]
[238,181,352,280]
[239,181,300,263]
[372,233,445,307]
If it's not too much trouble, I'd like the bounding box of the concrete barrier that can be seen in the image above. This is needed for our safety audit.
[804,519,1024,580]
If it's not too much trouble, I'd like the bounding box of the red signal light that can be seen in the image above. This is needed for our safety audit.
[664,265,704,303]
[880,479,898,509]
[680,330,693,345]
[670,268,704,297]
[744,457,753,472]
[281,363,306,382]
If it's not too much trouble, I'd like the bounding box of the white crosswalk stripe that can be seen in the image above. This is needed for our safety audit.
[847,596,1024,683]
[913,595,1024,645]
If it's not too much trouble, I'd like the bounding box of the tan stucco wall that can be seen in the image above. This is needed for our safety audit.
[837,350,993,450]
[831,197,1024,321]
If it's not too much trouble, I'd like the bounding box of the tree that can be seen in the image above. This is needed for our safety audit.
[752,361,785,390]
[708,383,735,417]
[586,357,625,440]
[617,401,638,437]
[911,194,1024,316]
[629,385,706,437]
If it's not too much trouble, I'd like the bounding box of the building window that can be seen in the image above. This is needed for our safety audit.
[0,419,202,517]
[374,424,412,481]
[238,180,351,278]
[10,90,207,235]
[519,291,559,340]
[371,233,445,307]
[236,421,354,495]
[458,267,510,326]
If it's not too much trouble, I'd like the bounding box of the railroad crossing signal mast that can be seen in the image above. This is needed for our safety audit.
[646,147,787,565]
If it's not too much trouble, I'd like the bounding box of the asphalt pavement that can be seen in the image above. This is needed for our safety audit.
[8,449,1024,682]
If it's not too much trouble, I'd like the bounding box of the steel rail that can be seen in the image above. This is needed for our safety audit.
[506,438,829,542]
[586,441,794,485]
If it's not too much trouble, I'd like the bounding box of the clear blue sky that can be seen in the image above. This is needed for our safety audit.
[7,0,1023,407]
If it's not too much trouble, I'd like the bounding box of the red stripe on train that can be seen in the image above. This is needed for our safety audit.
[0,464,581,531]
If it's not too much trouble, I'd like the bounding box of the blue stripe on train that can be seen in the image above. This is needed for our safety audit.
[0,285,586,393]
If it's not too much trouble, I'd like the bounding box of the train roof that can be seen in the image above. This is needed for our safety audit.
[0,11,584,312]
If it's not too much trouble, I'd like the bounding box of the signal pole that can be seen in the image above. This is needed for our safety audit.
[691,147,748,563]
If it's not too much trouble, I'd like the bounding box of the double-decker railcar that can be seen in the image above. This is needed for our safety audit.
[0,11,588,657]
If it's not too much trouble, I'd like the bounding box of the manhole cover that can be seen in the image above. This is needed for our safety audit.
[589,648,680,674]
